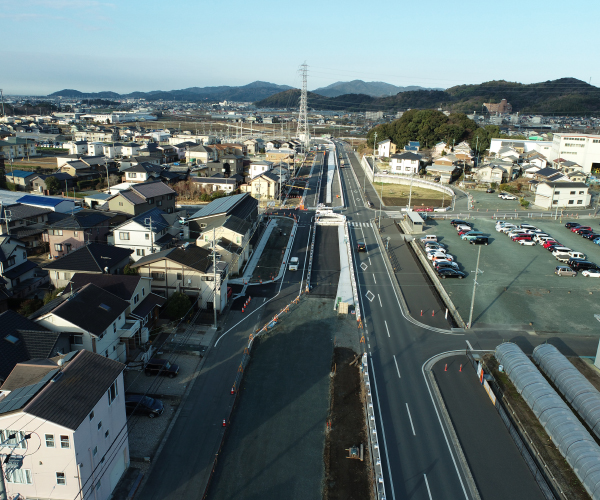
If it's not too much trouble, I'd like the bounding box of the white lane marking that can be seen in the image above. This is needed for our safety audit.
[378,294,382,307]
[424,474,433,499]
[406,403,416,436]
[373,273,377,284]
[361,262,368,271]
[366,290,375,302]
[466,340,473,351]
[385,320,390,337]
[393,355,401,378]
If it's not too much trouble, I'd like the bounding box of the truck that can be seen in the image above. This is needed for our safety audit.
[289,257,299,271]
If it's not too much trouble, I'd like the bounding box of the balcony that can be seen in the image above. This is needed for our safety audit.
[118,319,141,339]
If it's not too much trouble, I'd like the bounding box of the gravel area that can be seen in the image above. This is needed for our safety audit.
[128,398,180,459]
[124,353,202,397]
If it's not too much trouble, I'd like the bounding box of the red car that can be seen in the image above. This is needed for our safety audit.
[543,240,560,249]
[572,226,592,233]
[227,287,233,299]
[458,229,471,236]
[512,235,533,241]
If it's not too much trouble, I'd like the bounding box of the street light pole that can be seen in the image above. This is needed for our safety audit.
[467,246,482,329]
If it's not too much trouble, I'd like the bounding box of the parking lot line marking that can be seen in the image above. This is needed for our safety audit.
[385,320,390,337]
[393,355,401,378]
[466,340,473,350]
[378,294,382,307]
[373,273,377,284]
[406,403,416,435]
[424,474,433,499]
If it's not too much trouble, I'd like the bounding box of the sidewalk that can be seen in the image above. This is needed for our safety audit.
[377,217,451,329]
[334,224,353,308]
[229,219,276,284]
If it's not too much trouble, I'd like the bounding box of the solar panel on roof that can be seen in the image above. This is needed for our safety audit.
[190,193,246,219]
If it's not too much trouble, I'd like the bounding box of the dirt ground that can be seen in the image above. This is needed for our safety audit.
[373,182,451,207]
[484,354,589,500]
[323,347,372,500]
[251,218,294,281]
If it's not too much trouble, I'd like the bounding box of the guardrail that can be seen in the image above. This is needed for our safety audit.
[305,216,318,292]
[362,353,387,500]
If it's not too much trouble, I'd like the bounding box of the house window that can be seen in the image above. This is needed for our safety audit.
[98,421,102,430]
[145,233,150,240]
[73,335,83,345]
[133,294,139,304]
[22,251,26,259]
[113,323,116,333]
[148,198,154,204]
[60,435,70,448]
[56,472,66,485]
[89,411,94,420]
[45,434,55,447]
[105,429,110,440]
[177,273,182,280]
[579,191,585,194]
[7,256,15,266]
[568,200,574,204]
[553,200,558,204]
[95,480,102,491]
[119,232,130,240]
[137,249,145,256]
[119,202,123,206]
[52,229,63,236]
[157,200,162,206]
[74,231,78,237]
[570,191,576,195]
[93,446,98,456]
[577,200,583,204]
[108,380,118,405]
[129,172,137,178]
[151,272,165,280]
[142,287,145,296]
[6,469,32,484]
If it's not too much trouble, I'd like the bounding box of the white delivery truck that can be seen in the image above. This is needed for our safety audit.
[289,257,299,271]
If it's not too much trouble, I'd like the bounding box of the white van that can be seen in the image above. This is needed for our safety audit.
[420,235,438,243]
[568,251,586,260]
[289,257,299,271]
[552,247,572,258]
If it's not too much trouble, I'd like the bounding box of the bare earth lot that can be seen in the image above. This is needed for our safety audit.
[374,182,451,207]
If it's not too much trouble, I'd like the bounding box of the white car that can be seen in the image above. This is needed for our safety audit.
[427,251,450,260]
[456,225,472,232]
[499,193,518,200]
[582,269,600,277]
[499,225,517,234]
[507,230,528,238]
[288,257,299,271]
[427,247,447,255]
[518,240,536,246]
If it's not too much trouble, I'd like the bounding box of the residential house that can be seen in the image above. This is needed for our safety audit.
[531,167,567,183]
[266,140,281,150]
[213,143,247,157]
[523,150,548,169]
[195,215,252,274]
[14,194,80,213]
[404,141,420,152]
[118,156,161,171]
[0,235,42,296]
[186,192,258,241]
[389,152,421,174]
[377,138,396,158]
[186,144,218,164]
[533,181,591,209]
[0,202,55,252]
[6,170,36,189]
[172,141,198,160]
[250,171,280,201]
[69,273,165,356]
[0,137,38,159]
[0,309,71,384]
[271,164,289,183]
[426,164,458,183]
[221,154,244,176]
[432,141,450,157]
[496,146,521,162]
[121,142,141,157]
[105,181,177,216]
[249,160,273,179]
[191,176,238,193]
[74,128,119,141]
[432,154,457,167]
[44,210,124,259]
[131,244,228,311]
[0,350,129,500]
[266,149,294,162]
[122,162,163,183]
[244,138,263,155]
[108,208,182,261]
[566,171,587,183]
[44,243,133,289]
[474,165,506,184]
[524,164,541,178]
[29,172,76,193]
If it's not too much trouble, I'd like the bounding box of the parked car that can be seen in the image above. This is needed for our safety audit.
[437,269,467,279]
[551,247,572,257]
[507,230,529,238]
[518,240,536,246]
[499,225,518,234]
[470,237,489,245]
[582,269,600,277]
[145,358,180,378]
[430,253,454,262]
[367,201,374,208]
[499,193,517,200]
[512,235,533,242]
[565,222,581,229]
[583,233,600,240]
[519,224,537,230]
[555,266,577,277]
[542,240,560,249]
[463,232,487,241]
[456,224,473,232]
[357,241,366,252]
[420,235,438,243]
[593,237,600,245]
[545,243,564,252]
[568,259,597,271]
[434,261,459,270]
[125,395,164,418]
[425,242,446,251]
[450,220,473,227]
[568,251,586,260]
[572,226,592,233]
[486,188,495,193]
[427,247,447,255]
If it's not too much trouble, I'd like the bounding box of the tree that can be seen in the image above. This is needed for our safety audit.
[45,176,60,194]
[123,264,138,275]
[43,286,66,304]
[17,298,43,316]
[164,292,192,320]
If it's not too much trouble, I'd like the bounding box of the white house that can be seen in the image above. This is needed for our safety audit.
[108,207,182,260]
[0,235,39,292]
[249,160,274,179]
[0,350,129,500]
[533,181,591,210]
[550,133,600,174]
[377,138,396,158]
[389,152,421,174]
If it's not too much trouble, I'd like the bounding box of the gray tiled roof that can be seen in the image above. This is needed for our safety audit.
[132,244,212,273]
[69,273,142,301]
[189,193,249,219]
[43,243,133,273]
[131,181,175,199]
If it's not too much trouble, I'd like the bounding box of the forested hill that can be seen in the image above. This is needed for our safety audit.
[254,78,600,115]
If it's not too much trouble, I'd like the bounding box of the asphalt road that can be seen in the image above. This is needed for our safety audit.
[335,140,600,500]
[310,225,340,298]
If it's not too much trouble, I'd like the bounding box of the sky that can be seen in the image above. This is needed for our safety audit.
[2,0,600,95]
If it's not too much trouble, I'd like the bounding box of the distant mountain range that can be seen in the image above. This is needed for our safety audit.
[311,80,439,97]
[48,81,294,102]
[255,78,600,115]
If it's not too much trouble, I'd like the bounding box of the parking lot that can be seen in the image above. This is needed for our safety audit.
[422,217,600,335]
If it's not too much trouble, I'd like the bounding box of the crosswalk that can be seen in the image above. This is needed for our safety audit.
[349,222,373,227]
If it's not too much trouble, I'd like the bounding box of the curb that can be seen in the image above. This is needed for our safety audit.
[424,352,481,500]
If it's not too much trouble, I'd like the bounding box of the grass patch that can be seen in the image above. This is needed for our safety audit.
[373,182,451,207]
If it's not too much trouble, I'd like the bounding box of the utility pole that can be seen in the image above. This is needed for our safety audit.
[0,89,5,117]
[296,63,309,153]
[467,246,482,329]
[145,217,155,254]
[407,172,414,212]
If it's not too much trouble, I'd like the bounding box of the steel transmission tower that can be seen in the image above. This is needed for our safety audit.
[296,63,309,152]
